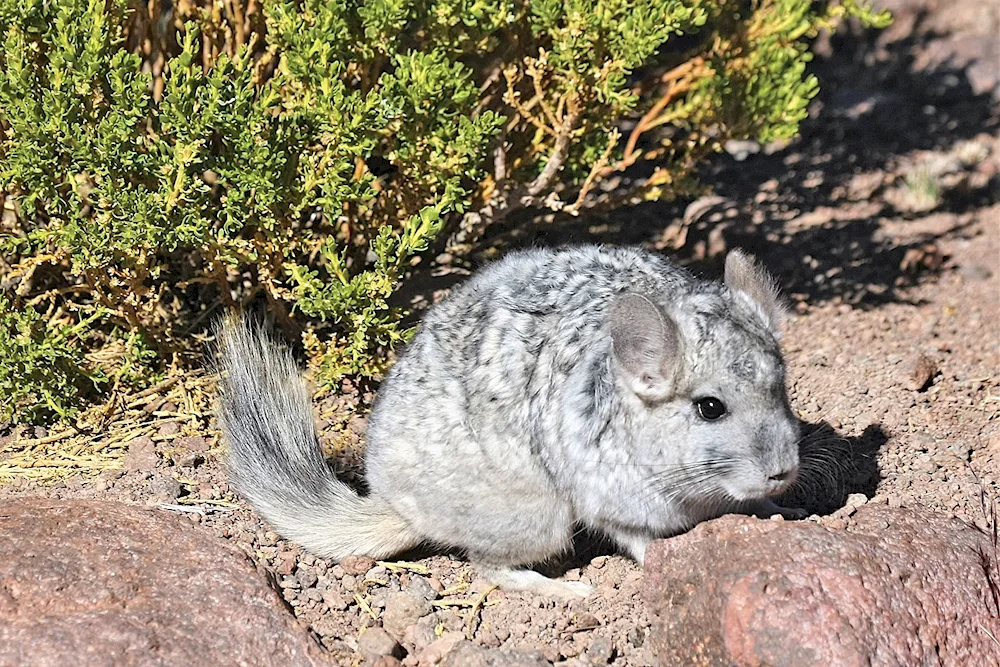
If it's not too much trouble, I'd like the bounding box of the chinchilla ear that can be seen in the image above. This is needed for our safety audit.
[724,249,786,334]
[609,293,681,401]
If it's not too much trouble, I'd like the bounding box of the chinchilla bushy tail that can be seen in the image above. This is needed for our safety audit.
[216,315,421,560]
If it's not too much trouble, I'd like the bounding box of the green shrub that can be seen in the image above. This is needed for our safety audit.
[0,0,889,424]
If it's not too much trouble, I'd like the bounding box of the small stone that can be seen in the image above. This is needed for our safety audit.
[588,556,607,569]
[404,576,438,602]
[369,657,402,667]
[322,588,348,612]
[413,631,464,666]
[149,474,182,500]
[558,641,582,658]
[573,613,601,631]
[178,435,209,452]
[845,493,868,510]
[276,553,297,576]
[296,567,318,588]
[171,451,204,468]
[382,592,433,641]
[158,421,180,437]
[364,565,390,583]
[124,436,158,472]
[586,637,614,664]
[357,627,403,660]
[403,615,438,650]
[906,354,938,392]
[341,555,376,576]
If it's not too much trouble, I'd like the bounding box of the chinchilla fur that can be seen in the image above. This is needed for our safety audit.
[218,246,802,598]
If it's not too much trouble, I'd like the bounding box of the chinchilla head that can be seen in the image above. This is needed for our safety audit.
[608,250,800,505]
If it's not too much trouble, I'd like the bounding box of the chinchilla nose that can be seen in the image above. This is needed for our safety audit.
[766,417,800,487]
[768,466,797,483]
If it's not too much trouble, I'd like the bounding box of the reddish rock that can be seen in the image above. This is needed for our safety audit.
[644,506,1000,666]
[0,498,330,666]
[123,435,158,472]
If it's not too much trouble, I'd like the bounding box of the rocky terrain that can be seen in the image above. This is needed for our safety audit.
[1,0,998,665]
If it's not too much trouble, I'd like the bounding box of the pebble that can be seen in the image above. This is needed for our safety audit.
[586,637,614,664]
[171,451,203,468]
[573,613,601,631]
[413,631,464,665]
[906,354,938,391]
[382,592,433,640]
[357,627,402,659]
[296,567,318,588]
[149,474,182,500]
[178,435,209,452]
[276,553,297,576]
[404,576,438,602]
[322,588,348,612]
[124,436,158,472]
[341,555,376,576]
[157,421,180,437]
[364,565,390,584]
[403,616,438,649]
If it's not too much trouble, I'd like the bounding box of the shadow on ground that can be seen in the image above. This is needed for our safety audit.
[398,4,997,317]
[539,421,888,571]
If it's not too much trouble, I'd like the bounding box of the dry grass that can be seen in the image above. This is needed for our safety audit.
[0,369,220,486]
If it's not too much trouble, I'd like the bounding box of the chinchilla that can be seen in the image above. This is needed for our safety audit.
[218,246,802,598]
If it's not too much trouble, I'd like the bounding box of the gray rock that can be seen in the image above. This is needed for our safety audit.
[643,505,1000,665]
[404,576,438,602]
[440,640,552,667]
[356,627,403,660]
[381,591,433,641]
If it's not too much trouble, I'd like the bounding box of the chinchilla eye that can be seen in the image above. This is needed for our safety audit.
[696,397,727,421]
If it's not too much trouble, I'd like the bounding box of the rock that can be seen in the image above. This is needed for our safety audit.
[322,588,349,612]
[123,435,158,472]
[0,498,329,666]
[906,353,939,391]
[644,506,1000,666]
[357,627,403,660]
[157,421,180,437]
[413,631,465,666]
[178,435,209,452]
[404,576,438,602]
[297,567,319,589]
[382,592,433,642]
[341,554,376,576]
[149,473,182,500]
[440,641,552,667]
[171,451,204,468]
[584,637,614,664]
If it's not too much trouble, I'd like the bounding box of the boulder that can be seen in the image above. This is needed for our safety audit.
[0,498,330,666]
[644,505,1000,666]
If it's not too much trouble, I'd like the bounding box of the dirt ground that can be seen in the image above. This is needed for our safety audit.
[2,2,998,665]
